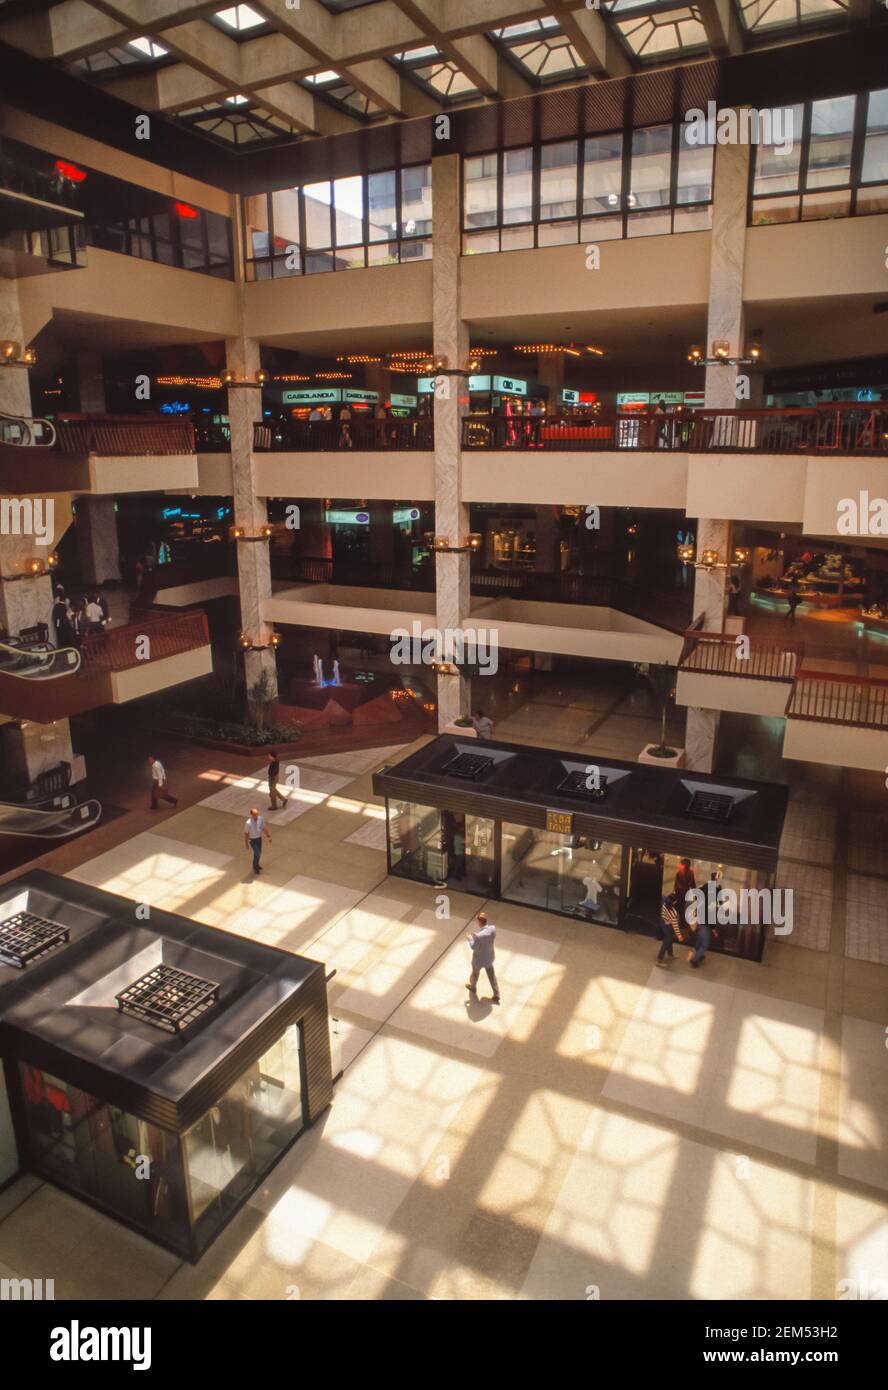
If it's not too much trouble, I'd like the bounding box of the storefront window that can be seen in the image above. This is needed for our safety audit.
[183,1025,304,1253]
[19,1064,189,1254]
[441,811,496,895]
[501,822,622,922]
[0,1067,17,1185]
[388,798,444,881]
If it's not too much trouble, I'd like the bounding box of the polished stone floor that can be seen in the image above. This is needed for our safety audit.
[0,734,886,1301]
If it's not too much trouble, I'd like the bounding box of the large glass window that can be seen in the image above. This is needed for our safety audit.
[464,153,499,229]
[676,124,714,204]
[583,133,623,215]
[183,1026,304,1254]
[502,147,533,224]
[501,822,623,923]
[806,95,855,190]
[539,140,578,221]
[862,88,888,185]
[630,124,672,209]
[244,164,432,277]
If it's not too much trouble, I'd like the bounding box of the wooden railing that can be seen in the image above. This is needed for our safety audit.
[55,415,196,456]
[81,610,209,672]
[787,670,888,729]
[679,629,804,680]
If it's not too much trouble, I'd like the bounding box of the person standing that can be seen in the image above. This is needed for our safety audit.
[266,749,284,810]
[85,594,105,634]
[673,856,696,902]
[466,910,500,1003]
[148,755,177,809]
[657,892,685,966]
[338,403,353,449]
[689,872,722,968]
[51,587,75,649]
[785,573,801,626]
[727,573,741,616]
[472,708,494,740]
[244,806,272,874]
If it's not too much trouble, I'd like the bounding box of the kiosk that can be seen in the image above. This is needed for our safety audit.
[373,735,789,962]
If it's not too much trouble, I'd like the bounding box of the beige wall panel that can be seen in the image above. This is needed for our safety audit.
[19,249,240,344]
[110,645,213,703]
[463,451,688,507]
[244,261,433,340]
[745,215,888,300]
[686,453,807,523]
[89,454,199,494]
[254,451,435,500]
[802,457,888,538]
[461,232,711,318]
[783,719,888,772]
[676,671,793,717]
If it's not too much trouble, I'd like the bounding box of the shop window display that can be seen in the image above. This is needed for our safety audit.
[501,822,622,922]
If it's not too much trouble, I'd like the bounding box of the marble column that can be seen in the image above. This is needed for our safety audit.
[77,350,107,414]
[686,131,751,772]
[0,279,32,419]
[73,352,121,585]
[432,154,471,728]
[537,354,564,409]
[0,278,47,634]
[226,334,278,699]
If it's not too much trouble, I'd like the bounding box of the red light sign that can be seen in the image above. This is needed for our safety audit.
[174,201,199,219]
[55,160,87,183]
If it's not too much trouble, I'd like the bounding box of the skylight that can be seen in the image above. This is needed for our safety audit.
[736,0,848,31]
[614,5,709,60]
[226,94,250,104]
[215,4,266,31]
[128,37,169,59]
[304,70,342,86]
[407,60,480,102]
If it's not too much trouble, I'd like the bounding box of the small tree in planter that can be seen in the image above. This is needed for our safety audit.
[643,663,678,758]
[248,668,276,733]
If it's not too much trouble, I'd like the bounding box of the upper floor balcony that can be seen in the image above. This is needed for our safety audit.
[0,142,86,277]
[0,413,199,495]
[0,608,212,723]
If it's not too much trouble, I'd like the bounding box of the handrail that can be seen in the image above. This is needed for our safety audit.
[678,628,804,680]
[0,411,56,448]
[55,415,196,456]
[253,417,433,451]
[0,638,80,679]
[788,671,888,729]
[81,610,209,672]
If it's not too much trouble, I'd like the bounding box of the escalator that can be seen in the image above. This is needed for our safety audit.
[0,636,110,721]
[0,638,80,678]
[0,798,102,839]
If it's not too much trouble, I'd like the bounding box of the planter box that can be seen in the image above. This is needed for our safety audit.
[638,743,685,768]
[443,722,477,737]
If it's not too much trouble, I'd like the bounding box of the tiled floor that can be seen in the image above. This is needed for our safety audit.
[2,730,888,1302]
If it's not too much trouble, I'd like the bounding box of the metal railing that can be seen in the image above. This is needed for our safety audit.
[787,671,888,729]
[253,417,433,451]
[55,415,196,456]
[81,610,209,672]
[679,629,804,680]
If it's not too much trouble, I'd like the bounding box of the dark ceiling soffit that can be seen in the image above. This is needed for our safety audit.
[1,25,887,196]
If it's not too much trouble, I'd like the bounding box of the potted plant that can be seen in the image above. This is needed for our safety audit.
[248,668,276,734]
[637,663,685,767]
[443,714,477,737]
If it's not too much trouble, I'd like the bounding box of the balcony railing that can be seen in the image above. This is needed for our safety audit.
[54,415,196,456]
[460,405,888,455]
[679,629,804,680]
[253,418,434,451]
[786,671,888,730]
[81,609,210,672]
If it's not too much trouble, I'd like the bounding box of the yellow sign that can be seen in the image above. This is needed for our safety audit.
[546,810,573,835]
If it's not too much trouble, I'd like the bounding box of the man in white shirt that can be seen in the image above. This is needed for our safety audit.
[472,709,494,740]
[244,806,272,874]
[148,755,177,810]
[466,910,500,1003]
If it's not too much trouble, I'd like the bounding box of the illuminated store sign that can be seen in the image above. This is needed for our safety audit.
[283,388,342,404]
[325,509,370,525]
[562,389,580,405]
[343,389,379,404]
[493,375,527,396]
[390,393,418,408]
[418,375,492,394]
[393,507,421,524]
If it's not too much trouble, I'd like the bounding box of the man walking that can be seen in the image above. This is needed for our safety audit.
[266,749,284,810]
[466,910,500,1003]
[148,755,177,810]
[244,806,272,874]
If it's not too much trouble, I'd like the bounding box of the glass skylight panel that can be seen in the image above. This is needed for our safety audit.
[410,60,480,101]
[392,47,442,63]
[128,37,168,59]
[615,6,708,59]
[737,0,848,31]
[304,71,341,86]
[215,4,266,30]
[493,18,560,39]
[226,94,250,104]
[504,33,587,81]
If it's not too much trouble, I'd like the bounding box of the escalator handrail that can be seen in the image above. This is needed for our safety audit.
[0,638,81,678]
[0,411,57,448]
[0,797,102,838]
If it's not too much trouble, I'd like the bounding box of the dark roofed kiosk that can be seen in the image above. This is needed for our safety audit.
[0,870,333,1261]
[373,735,789,963]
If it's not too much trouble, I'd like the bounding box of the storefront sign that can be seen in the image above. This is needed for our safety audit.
[390,393,417,408]
[546,809,573,835]
[324,509,370,525]
[651,391,684,405]
[683,391,705,406]
[343,388,379,404]
[393,507,421,524]
[283,388,342,405]
[493,375,527,396]
[617,391,649,406]
[418,374,492,393]
[561,389,580,405]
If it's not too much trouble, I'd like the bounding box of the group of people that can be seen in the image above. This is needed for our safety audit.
[657,856,720,969]
[50,585,108,649]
